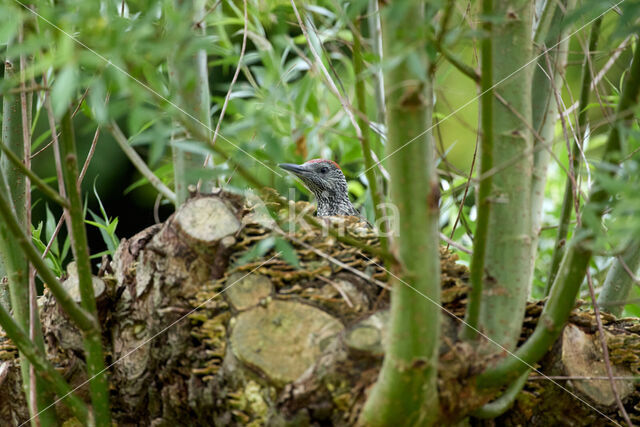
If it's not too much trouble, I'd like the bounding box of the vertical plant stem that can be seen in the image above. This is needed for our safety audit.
[546,17,602,295]
[478,33,640,387]
[18,25,58,425]
[467,0,534,354]
[528,0,574,295]
[0,172,95,330]
[169,0,212,204]
[1,43,34,422]
[60,110,111,426]
[585,270,633,427]
[598,240,640,316]
[367,0,386,156]
[353,17,387,249]
[462,0,493,339]
[0,303,89,424]
[1,53,28,320]
[360,2,440,425]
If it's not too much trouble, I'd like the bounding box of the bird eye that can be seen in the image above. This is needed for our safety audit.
[320,167,329,174]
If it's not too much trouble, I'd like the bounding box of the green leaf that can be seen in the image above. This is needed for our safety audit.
[348,180,365,198]
[32,222,43,242]
[88,78,108,124]
[51,65,78,119]
[274,237,300,268]
[45,204,59,257]
[235,236,275,266]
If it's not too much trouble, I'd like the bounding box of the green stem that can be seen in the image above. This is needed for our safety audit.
[353,17,388,251]
[529,0,574,297]
[546,17,602,295]
[435,0,455,47]
[478,31,640,388]
[532,0,557,44]
[598,240,640,317]
[0,161,95,331]
[360,2,440,425]
[472,369,530,418]
[18,29,59,425]
[107,121,177,204]
[466,0,534,354]
[432,0,479,82]
[477,241,590,387]
[60,110,111,426]
[436,45,480,82]
[1,49,33,411]
[1,45,59,426]
[168,0,212,205]
[0,303,90,423]
[367,0,386,143]
[462,0,493,339]
[0,141,69,208]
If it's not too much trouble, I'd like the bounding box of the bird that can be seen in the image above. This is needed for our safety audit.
[278,159,361,217]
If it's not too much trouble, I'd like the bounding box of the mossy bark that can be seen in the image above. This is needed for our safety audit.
[1,193,640,425]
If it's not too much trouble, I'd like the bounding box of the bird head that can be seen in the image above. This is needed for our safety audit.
[278,159,359,217]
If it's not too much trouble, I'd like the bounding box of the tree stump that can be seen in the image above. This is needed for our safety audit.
[2,191,640,426]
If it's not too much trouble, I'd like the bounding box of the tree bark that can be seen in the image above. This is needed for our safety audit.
[1,192,640,426]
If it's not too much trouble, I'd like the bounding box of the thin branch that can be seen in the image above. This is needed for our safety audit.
[18,24,42,424]
[107,121,177,205]
[447,129,478,251]
[30,88,89,160]
[42,74,67,201]
[317,273,354,307]
[547,18,599,293]
[462,0,493,339]
[619,255,640,283]
[529,375,640,381]
[206,0,247,151]
[585,270,632,427]
[194,0,222,28]
[0,142,69,208]
[0,304,89,423]
[353,15,387,251]
[367,0,387,137]
[439,232,472,254]
[42,126,100,260]
[273,228,390,290]
[474,105,639,186]
[0,174,96,332]
[434,41,480,82]
[289,0,362,140]
[60,110,112,426]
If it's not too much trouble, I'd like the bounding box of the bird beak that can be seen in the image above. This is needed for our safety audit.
[278,163,307,176]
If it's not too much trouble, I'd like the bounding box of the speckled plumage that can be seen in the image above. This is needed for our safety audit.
[278,159,361,217]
